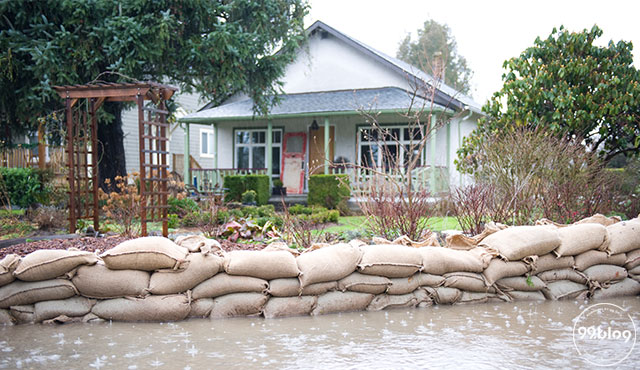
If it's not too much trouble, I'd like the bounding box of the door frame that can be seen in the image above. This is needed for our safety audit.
[281,132,307,194]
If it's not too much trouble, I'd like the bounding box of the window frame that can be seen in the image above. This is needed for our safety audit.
[199,128,215,158]
[233,127,283,176]
[356,124,424,169]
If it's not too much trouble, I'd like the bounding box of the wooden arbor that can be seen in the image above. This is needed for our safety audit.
[52,82,177,237]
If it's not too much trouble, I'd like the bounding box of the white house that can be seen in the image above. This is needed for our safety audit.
[179,20,482,194]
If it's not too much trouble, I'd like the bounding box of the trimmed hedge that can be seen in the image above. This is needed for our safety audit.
[308,174,350,211]
[223,174,270,205]
[0,167,50,208]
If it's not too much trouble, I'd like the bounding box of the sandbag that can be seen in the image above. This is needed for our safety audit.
[582,265,627,284]
[367,290,430,311]
[357,245,422,278]
[419,247,490,275]
[34,296,95,322]
[100,237,188,271]
[456,291,491,305]
[387,274,421,295]
[263,296,317,318]
[311,291,374,316]
[506,290,546,301]
[542,281,588,300]
[443,272,490,293]
[188,298,214,318]
[224,250,299,280]
[574,251,627,271]
[604,220,640,255]
[480,226,560,261]
[575,213,620,226]
[92,294,190,322]
[482,259,530,287]
[14,249,98,282]
[337,273,391,295]
[417,273,445,287]
[554,224,607,257]
[0,254,20,287]
[592,278,640,299]
[629,265,640,277]
[0,308,13,325]
[191,273,268,299]
[209,293,268,319]
[0,279,77,308]
[268,278,336,297]
[528,254,574,273]
[496,276,546,291]
[174,235,222,253]
[72,264,150,299]
[297,243,362,288]
[625,249,640,270]
[9,305,34,324]
[424,286,461,305]
[148,253,222,295]
[537,268,588,285]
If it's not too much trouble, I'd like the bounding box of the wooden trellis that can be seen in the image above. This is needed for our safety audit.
[53,82,177,237]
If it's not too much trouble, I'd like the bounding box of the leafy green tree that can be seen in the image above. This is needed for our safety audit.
[1,0,307,184]
[397,19,473,95]
[458,25,640,172]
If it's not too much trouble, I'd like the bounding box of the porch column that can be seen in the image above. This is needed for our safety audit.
[446,119,451,186]
[324,117,330,174]
[183,123,190,186]
[266,120,273,187]
[213,122,218,168]
[430,114,437,192]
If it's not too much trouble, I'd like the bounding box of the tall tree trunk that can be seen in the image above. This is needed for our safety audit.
[98,102,127,191]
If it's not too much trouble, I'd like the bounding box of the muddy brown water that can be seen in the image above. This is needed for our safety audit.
[1,297,638,369]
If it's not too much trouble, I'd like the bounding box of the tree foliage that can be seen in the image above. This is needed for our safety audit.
[396,19,473,95]
[457,25,640,170]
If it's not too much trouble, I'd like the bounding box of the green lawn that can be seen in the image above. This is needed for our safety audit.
[323,215,461,235]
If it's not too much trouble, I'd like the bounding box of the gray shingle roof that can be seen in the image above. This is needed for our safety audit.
[180,87,451,122]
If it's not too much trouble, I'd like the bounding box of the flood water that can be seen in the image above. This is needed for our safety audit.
[1,297,638,369]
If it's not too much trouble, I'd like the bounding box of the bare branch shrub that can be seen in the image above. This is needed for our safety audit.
[98,174,141,237]
[450,183,507,235]
[197,196,227,238]
[280,200,327,251]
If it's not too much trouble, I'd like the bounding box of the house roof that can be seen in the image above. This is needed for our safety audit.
[180,87,453,123]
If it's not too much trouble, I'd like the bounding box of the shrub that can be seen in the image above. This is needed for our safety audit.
[98,174,141,237]
[308,174,350,211]
[609,158,640,219]
[241,190,257,204]
[167,196,199,216]
[0,167,51,208]
[223,174,270,205]
[29,206,68,230]
[167,213,179,229]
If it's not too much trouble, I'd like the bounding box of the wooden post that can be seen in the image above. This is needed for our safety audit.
[37,122,45,169]
[90,98,100,231]
[137,94,147,236]
[66,97,76,233]
[160,101,168,237]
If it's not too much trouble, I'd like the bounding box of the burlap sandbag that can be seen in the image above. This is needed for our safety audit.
[191,273,268,299]
[575,213,620,226]
[0,254,20,287]
[9,305,35,324]
[456,291,492,305]
[148,252,222,295]
[263,296,317,318]
[480,225,560,261]
[92,294,190,322]
[297,243,362,288]
[417,273,445,287]
[387,274,421,295]
[629,265,640,276]
[209,293,269,319]
[603,220,640,255]
[583,264,627,284]
[424,286,461,305]
[0,279,77,308]
[482,259,530,287]
[34,296,95,322]
[311,291,374,316]
[496,276,546,291]
[537,268,588,285]
[443,272,491,293]
[527,254,574,273]
[357,245,422,278]
[625,249,640,270]
[14,249,98,282]
[506,290,546,301]
[337,273,391,295]
[174,235,222,253]
[554,224,607,257]
[574,250,627,271]
[100,237,188,271]
[188,298,214,318]
[0,308,13,325]
[592,278,640,299]
[268,278,336,297]
[224,250,299,280]
[367,290,430,311]
[542,281,588,300]
[419,247,491,275]
[445,222,508,250]
[72,263,150,299]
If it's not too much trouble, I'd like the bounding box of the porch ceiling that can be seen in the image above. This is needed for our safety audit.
[179,87,453,123]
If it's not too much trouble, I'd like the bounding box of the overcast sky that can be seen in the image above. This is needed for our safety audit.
[306,0,640,105]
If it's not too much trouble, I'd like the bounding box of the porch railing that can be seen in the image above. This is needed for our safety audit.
[334,164,450,195]
[190,168,267,194]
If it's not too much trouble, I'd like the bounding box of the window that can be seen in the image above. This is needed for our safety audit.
[234,128,282,177]
[200,129,215,158]
[357,125,423,169]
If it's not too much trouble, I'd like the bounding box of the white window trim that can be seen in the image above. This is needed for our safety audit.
[356,124,423,168]
[200,128,214,158]
[234,128,283,172]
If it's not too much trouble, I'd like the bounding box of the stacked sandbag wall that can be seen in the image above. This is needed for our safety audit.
[0,216,639,325]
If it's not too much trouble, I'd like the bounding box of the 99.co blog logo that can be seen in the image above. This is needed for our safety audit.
[573,303,637,367]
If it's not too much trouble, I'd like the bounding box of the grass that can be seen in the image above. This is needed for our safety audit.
[323,215,461,235]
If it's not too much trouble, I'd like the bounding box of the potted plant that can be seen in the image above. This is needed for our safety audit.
[272,179,287,196]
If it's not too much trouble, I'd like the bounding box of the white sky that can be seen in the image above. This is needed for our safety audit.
[306,0,640,105]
